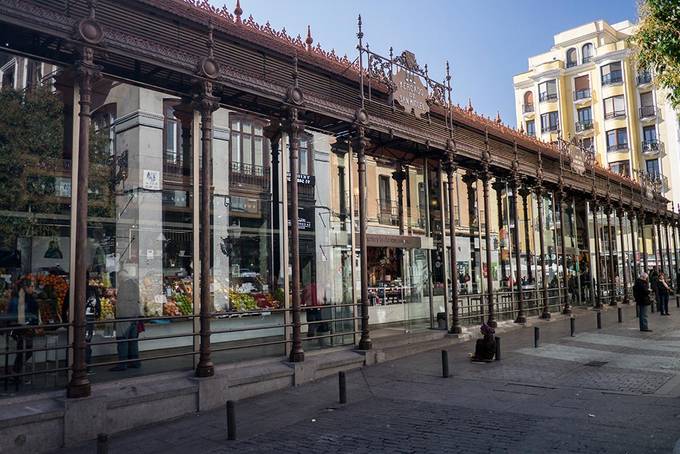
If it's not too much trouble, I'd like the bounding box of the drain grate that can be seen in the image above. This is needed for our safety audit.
[584,361,608,367]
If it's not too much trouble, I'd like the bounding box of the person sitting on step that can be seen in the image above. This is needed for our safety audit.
[471,323,496,362]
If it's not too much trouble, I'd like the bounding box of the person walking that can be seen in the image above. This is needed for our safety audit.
[657,271,672,316]
[633,272,652,332]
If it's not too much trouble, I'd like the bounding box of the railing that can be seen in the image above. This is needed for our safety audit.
[575,121,593,132]
[231,162,270,189]
[1,302,360,395]
[639,106,657,119]
[582,55,593,64]
[607,143,629,152]
[602,72,623,86]
[604,109,626,120]
[539,92,558,102]
[567,60,578,68]
[637,71,652,85]
[573,88,591,100]
[523,103,534,113]
[642,139,661,154]
[541,124,559,133]
[377,198,399,226]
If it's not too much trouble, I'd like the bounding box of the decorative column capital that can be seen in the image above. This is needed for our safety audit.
[391,165,407,184]
[462,171,477,186]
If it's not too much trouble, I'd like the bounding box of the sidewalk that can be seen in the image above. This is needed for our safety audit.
[55,304,680,453]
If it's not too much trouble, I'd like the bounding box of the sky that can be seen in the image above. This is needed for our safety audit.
[210,0,638,124]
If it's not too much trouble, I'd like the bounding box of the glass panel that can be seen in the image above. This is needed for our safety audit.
[242,135,252,166]
[0,53,73,390]
[85,80,195,378]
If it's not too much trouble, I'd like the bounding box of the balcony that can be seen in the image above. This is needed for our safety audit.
[539,92,558,103]
[575,121,593,133]
[231,162,270,189]
[637,71,652,85]
[604,110,626,120]
[566,60,578,69]
[642,139,662,155]
[522,103,534,114]
[582,56,593,64]
[602,72,623,86]
[377,199,399,226]
[573,88,591,101]
[639,105,658,119]
[607,143,628,153]
[541,124,559,134]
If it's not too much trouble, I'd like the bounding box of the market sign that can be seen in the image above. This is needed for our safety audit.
[367,233,424,249]
[568,143,586,176]
[393,68,429,119]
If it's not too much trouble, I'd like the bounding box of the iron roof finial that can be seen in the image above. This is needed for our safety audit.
[306,25,313,51]
[234,0,243,24]
[495,111,501,124]
[357,14,363,40]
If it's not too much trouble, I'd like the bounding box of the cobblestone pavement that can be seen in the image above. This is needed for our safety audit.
[56,305,680,453]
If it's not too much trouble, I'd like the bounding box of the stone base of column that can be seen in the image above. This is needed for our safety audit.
[195,361,215,377]
[561,305,572,315]
[358,337,372,351]
[539,311,551,320]
[514,314,527,324]
[609,300,618,307]
[289,350,305,362]
[67,379,91,399]
[449,325,463,334]
[487,319,497,328]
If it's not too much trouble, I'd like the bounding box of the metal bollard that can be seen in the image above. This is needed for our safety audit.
[534,326,540,348]
[596,311,602,329]
[651,301,656,313]
[635,304,639,318]
[96,433,108,454]
[618,307,623,323]
[226,400,236,441]
[494,336,501,361]
[676,296,679,308]
[441,350,450,378]
[570,317,575,337]
[339,371,347,403]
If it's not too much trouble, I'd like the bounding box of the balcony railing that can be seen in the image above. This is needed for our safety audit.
[642,139,661,154]
[522,103,534,113]
[637,71,652,85]
[377,199,399,226]
[541,124,559,133]
[604,110,626,120]
[602,72,623,86]
[639,105,657,119]
[607,143,628,152]
[567,60,578,68]
[539,92,558,102]
[230,162,270,189]
[582,55,593,64]
[575,121,593,132]
[573,88,591,101]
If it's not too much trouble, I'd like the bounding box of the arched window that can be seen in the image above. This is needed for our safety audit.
[566,48,577,68]
[523,91,534,112]
[582,43,594,63]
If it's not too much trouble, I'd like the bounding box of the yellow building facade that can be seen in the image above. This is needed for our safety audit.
[513,20,679,204]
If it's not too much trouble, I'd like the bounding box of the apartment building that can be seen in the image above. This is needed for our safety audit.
[513,20,680,205]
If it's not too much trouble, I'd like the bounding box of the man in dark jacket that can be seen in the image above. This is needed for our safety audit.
[633,273,652,332]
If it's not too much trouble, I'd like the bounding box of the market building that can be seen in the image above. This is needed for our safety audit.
[0,1,679,452]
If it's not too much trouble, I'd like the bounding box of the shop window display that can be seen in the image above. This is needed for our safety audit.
[0,53,72,387]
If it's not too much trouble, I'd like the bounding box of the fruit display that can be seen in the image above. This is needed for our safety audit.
[163,299,181,316]
[174,292,193,316]
[99,297,115,320]
[228,289,258,312]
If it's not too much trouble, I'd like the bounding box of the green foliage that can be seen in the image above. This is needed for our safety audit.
[631,0,680,108]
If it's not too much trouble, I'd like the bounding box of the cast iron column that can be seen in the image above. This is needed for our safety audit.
[558,191,571,314]
[605,205,617,306]
[463,172,479,295]
[481,171,496,327]
[444,153,461,333]
[674,220,680,287]
[67,44,101,399]
[656,218,665,274]
[264,126,282,289]
[512,179,526,323]
[640,212,649,274]
[492,180,507,287]
[592,201,603,309]
[355,122,372,350]
[536,186,550,319]
[618,208,630,304]
[519,187,533,284]
[665,218,673,283]
[629,211,638,279]
[286,111,305,362]
[195,87,219,377]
